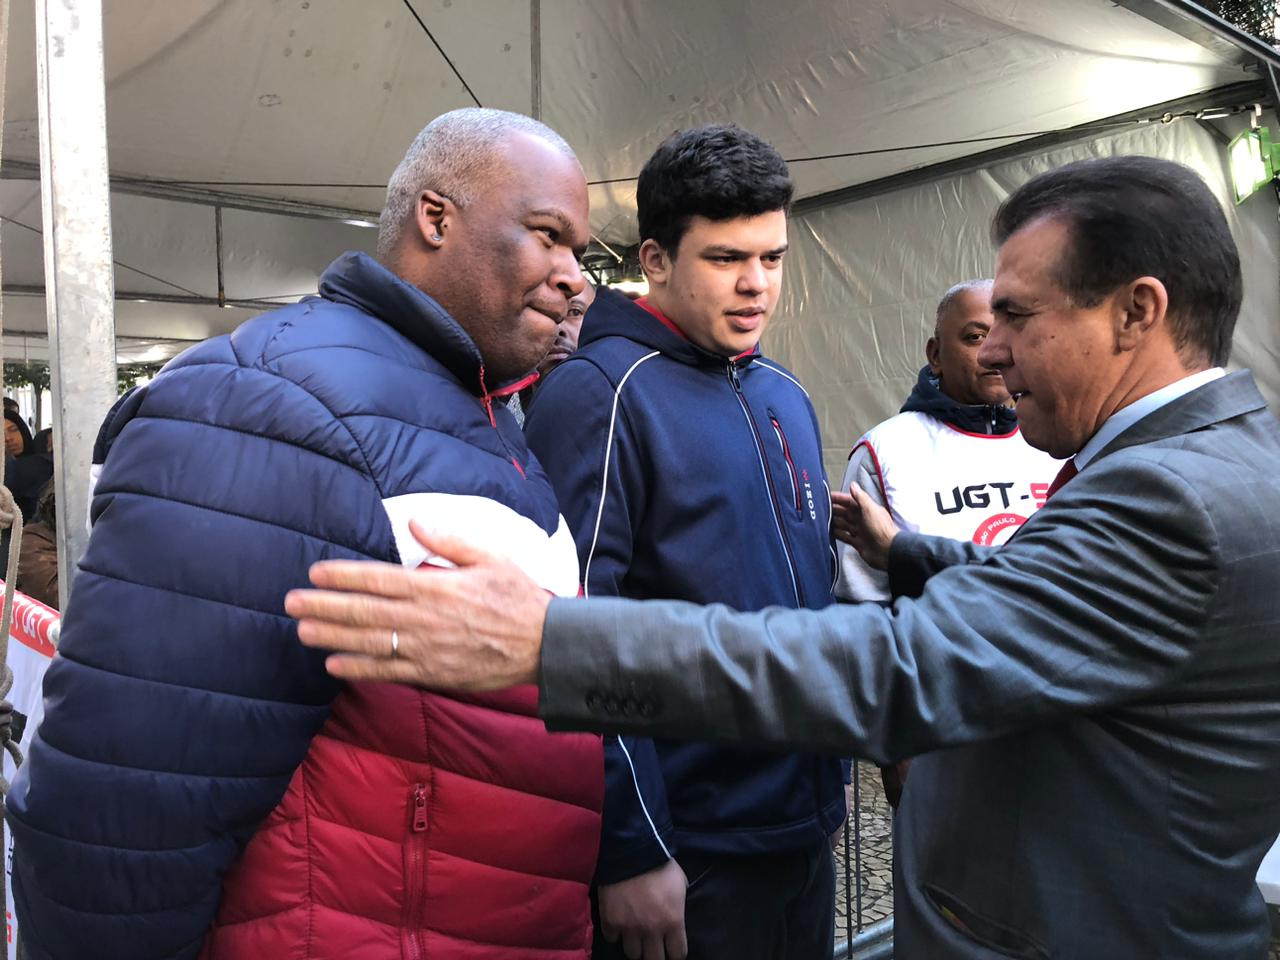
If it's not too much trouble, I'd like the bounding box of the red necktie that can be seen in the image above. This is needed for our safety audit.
[1046,458,1078,500]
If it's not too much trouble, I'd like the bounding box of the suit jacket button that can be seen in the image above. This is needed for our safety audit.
[639,699,656,718]
[621,698,639,716]
[585,691,604,712]
[604,696,621,715]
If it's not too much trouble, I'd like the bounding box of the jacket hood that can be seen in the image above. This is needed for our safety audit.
[319,251,515,396]
[4,409,33,455]
[900,365,1018,435]
[579,286,760,367]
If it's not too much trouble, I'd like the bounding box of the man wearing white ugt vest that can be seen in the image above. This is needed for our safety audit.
[835,280,1061,604]
[834,280,1060,806]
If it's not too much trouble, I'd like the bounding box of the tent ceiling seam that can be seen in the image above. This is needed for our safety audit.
[0,212,203,298]
[400,0,482,108]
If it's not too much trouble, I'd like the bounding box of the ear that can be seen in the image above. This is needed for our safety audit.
[413,189,452,250]
[638,238,672,287]
[925,336,942,375]
[1113,276,1167,352]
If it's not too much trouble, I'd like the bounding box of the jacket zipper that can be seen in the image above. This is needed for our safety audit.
[769,416,803,512]
[403,782,429,960]
[727,362,803,606]
[478,365,527,477]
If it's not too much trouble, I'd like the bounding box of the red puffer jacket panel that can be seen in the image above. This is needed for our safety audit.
[200,681,603,959]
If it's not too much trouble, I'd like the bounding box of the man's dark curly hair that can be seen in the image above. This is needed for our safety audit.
[637,124,793,256]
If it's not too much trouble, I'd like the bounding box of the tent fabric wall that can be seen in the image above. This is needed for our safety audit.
[768,117,1280,482]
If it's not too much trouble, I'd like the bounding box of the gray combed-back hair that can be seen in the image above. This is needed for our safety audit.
[376,107,578,263]
[933,278,994,338]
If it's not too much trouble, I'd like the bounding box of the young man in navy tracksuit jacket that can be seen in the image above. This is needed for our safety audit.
[525,125,846,959]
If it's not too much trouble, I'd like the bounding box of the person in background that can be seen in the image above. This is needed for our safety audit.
[832,278,1060,806]
[508,281,596,425]
[17,481,57,609]
[4,408,32,459]
[538,281,595,381]
[4,409,51,523]
[31,428,52,458]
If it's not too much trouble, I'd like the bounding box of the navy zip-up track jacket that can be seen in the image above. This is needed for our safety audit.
[525,287,846,884]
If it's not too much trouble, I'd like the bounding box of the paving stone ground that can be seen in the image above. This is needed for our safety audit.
[834,765,1280,957]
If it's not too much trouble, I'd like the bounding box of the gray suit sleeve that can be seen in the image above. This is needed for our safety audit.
[539,451,1220,765]
[886,531,993,599]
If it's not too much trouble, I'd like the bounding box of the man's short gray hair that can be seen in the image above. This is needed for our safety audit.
[376,107,578,263]
[933,278,994,338]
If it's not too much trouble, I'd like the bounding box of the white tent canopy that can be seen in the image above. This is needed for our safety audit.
[0,0,1253,231]
[0,0,1274,433]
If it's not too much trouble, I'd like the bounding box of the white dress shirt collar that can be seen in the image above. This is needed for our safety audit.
[1075,367,1225,470]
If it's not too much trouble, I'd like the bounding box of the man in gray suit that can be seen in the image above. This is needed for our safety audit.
[287,156,1280,958]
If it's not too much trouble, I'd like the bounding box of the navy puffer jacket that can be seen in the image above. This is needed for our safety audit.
[6,252,600,960]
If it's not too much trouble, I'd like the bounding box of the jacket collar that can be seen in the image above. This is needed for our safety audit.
[899,365,1019,436]
[580,286,760,368]
[1093,369,1268,463]
[318,251,505,396]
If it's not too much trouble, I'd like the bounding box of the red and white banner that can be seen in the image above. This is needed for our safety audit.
[0,590,58,960]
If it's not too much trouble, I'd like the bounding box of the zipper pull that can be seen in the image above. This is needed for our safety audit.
[412,783,428,832]
[478,364,497,428]
[727,361,741,390]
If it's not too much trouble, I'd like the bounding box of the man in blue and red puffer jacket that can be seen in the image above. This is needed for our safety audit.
[7,107,603,960]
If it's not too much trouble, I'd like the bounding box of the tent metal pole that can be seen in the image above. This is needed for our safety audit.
[215,205,226,307]
[0,157,382,225]
[3,283,292,310]
[1112,0,1280,69]
[34,0,118,606]
[1266,62,1280,122]
[530,0,542,120]
[833,917,894,959]
[792,80,1265,217]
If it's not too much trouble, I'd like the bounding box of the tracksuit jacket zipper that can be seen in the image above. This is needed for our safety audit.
[726,361,804,607]
[770,415,803,511]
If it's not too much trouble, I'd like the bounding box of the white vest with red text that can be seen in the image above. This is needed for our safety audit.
[835,411,1062,601]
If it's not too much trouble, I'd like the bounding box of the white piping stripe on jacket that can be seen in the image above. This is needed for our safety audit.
[823,477,838,593]
[380,491,579,597]
[582,351,661,598]
[616,736,674,860]
[751,359,811,399]
[580,350,667,857]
